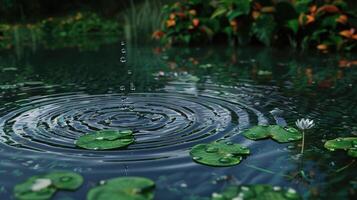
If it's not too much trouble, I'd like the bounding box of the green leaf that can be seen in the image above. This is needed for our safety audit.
[190,142,250,167]
[324,137,357,158]
[75,130,134,150]
[252,14,277,46]
[44,171,83,190]
[14,176,56,200]
[212,184,301,200]
[242,125,302,143]
[286,19,299,34]
[211,6,228,19]
[227,0,251,21]
[87,177,155,200]
[294,0,313,13]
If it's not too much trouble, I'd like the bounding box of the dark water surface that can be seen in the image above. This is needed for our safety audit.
[0,42,356,199]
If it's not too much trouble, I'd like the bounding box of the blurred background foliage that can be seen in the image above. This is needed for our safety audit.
[0,0,356,51]
[156,0,357,51]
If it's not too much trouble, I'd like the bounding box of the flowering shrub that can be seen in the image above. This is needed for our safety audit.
[154,0,357,51]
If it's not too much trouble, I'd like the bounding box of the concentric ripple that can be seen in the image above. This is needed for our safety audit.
[0,82,295,172]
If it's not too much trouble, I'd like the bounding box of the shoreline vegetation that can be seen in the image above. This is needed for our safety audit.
[0,0,356,51]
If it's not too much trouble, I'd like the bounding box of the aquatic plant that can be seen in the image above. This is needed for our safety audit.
[211,184,301,200]
[87,176,155,200]
[190,142,250,167]
[242,125,302,143]
[121,0,166,44]
[75,130,134,150]
[14,171,83,200]
[295,118,314,154]
[324,137,357,158]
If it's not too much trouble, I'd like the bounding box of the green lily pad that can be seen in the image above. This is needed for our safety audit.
[212,185,301,200]
[242,125,302,143]
[87,177,155,200]
[324,137,357,158]
[190,142,250,167]
[14,176,56,200]
[44,171,83,190]
[14,171,83,200]
[76,130,134,150]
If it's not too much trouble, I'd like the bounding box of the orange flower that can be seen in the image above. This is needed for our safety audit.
[169,13,176,20]
[252,11,260,20]
[166,19,176,28]
[317,44,328,51]
[339,29,357,40]
[176,12,186,18]
[309,5,317,13]
[230,20,238,27]
[306,15,315,24]
[317,5,340,14]
[339,29,353,38]
[336,15,348,24]
[189,9,197,16]
[152,30,165,40]
[299,14,315,25]
[192,18,200,27]
[261,6,275,13]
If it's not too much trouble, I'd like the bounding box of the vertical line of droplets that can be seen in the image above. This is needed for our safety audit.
[119,41,135,101]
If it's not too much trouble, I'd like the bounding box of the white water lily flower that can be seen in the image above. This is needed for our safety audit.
[31,178,52,192]
[295,118,315,130]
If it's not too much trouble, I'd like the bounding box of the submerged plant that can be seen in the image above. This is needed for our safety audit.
[295,118,315,154]
[87,176,155,200]
[212,184,301,200]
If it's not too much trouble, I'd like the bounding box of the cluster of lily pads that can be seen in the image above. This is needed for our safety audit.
[14,171,83,200]
[14,172,155,200]
[13,119,355,199]
[15,171,303,200]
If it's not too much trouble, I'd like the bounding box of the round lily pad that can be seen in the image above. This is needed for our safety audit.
[75,130,134,150]
[44,171,83,190]
[190,142,250,167]
[212,184,301,200]
[14,176,56,200]
[324,137,357,158]
[87,177,155,200]
[242,125,302,143]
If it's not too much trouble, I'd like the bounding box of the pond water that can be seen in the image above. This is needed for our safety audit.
[0,41,356,199]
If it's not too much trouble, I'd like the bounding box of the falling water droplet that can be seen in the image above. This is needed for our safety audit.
[120,57,126,63]
[121,48,126,54]
[121,41,126,46]
[130,83,136,91]
[127,70,132,75]
[120,85,125,91]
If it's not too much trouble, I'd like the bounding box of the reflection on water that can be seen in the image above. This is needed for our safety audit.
[0,42,356,199]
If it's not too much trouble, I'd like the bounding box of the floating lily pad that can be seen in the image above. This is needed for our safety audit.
[190,142,250,167]
[44,171,83,190]
[324,137,357,158]
[87,177,155,200]
[14,176,56,200]
[14,171,83,200]
[212,185,301,200]
[242,125,302,143]
[76,130,134,150]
